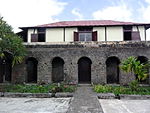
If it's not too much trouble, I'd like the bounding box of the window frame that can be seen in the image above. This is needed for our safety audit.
[78,31,93,41]
[31,28,46,42]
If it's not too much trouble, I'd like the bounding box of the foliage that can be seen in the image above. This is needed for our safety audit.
[50,83,76,93]
[93,85,150,95]
[93,85,112,93]
[129,80,139,91]
[120,56,149,81]
[0,16,26,66]
[0,84,76,93]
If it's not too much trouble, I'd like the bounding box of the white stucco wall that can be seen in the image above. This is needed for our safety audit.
[46,28,63,42]
[93,27,105,41]
[107,27,123,41]
[28,29,37,42]
[27,25,146,42]
[65,28,77,42]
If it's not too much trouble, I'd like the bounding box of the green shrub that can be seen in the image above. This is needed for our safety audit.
[1,84,76,93]
[129,80,139,91]
[49,84,76,93]
[93,85,113,93]
[93,85,150,95]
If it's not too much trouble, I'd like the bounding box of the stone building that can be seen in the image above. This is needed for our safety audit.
[1,20,150,85]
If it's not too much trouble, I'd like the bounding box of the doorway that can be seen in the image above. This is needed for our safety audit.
[78,57,92,83]
[106,56,120,84]
[26,57,38,83]
[52,57,64,83]
[0,58,12,83]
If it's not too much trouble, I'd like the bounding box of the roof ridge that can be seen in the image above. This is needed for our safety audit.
[19,20,150,29]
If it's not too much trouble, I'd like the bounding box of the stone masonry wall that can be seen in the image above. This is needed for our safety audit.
[12,41,150,85]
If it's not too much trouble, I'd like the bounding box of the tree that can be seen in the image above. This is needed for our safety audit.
[120,56,149,81]
[0,16,26,66]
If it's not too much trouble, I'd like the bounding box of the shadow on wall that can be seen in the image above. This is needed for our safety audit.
[26,57,38,83]
[52,57,64,83]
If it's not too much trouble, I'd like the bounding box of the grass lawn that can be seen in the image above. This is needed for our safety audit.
[0,84,76,93]
[93,85,150,95]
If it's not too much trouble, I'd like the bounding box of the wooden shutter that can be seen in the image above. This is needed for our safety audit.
[74,32,79,41]
[132,31,141,41]
[31,34,38,42]
[92,31,97,41]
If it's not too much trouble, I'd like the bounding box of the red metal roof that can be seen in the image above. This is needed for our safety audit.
[20,20,150,29]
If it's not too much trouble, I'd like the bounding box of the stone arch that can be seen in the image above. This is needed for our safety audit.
[137,56,149,84]
[78,57,92,83]
[52,57,64,83]
[26,57,38,83]
[106,56,120,84]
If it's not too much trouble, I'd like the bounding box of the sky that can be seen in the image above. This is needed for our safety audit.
[0,0,150,38]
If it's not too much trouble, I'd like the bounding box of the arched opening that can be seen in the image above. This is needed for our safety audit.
[0,58,3,83]
[78,57,92,83]
[52,57,64,83]
[137,56,149,84]
[0,56,12,83]
[106,56,120,84]
[26,57,38,83]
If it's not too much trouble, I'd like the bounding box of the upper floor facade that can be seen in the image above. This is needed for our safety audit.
[18,20,150,43]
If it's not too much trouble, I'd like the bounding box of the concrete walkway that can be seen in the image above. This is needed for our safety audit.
[67,85,103,113]
[0,98,71,113]
[100,99,150,113]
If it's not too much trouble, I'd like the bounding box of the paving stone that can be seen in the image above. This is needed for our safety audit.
[4,92,33,97]
[3,92,52,98]
[119,94,150,100]
[55,92,73,98]
[97,93,116,99]
[0,92,4,97]
[0,97,71,113]
[99,99,150,113]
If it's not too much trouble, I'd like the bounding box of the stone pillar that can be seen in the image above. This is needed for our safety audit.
[37,59,51,84]
[120,71,135,85]
[12,62,26,83]
[64,60,78,84]
[91,61,106,84]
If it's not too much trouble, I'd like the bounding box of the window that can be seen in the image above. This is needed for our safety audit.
[31,28,46,42]
[38,28,45,42]
[31,34,38,42]
[79,32,92,41]
[74,27,97,41]
[123,26,132,41]
[124,32,132,40]
[123,26,141,41]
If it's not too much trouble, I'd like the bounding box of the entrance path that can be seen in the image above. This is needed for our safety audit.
[67,84,103,113]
